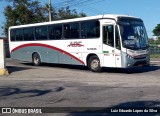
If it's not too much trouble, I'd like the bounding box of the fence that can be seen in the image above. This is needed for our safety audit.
[150,45,160,55]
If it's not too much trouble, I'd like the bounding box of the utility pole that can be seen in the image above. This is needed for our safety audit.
[48,0,52,21]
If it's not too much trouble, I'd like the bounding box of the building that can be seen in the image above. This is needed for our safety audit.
[0,37,10,58]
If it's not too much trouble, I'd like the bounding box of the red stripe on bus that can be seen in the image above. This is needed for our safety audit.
[11,43,85,65]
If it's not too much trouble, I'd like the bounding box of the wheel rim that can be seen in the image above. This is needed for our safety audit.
[34,55,39,64]
[91,59,99,70]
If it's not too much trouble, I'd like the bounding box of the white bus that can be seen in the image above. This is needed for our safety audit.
[9,14,150,72]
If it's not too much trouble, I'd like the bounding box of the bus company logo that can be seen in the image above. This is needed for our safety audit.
[67,41,84,47]
[2,108,11,113]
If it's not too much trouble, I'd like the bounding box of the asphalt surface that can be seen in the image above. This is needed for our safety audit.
[0,58,160,116]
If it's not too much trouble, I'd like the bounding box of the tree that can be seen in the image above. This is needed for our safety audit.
[3,0,48,37]
[56,6,86,20]
[153,24,160,37]
[46,6,86,21]
[3,0,86,37]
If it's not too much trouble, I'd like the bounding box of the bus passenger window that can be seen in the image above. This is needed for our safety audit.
[48,25,62,40]
[35,26,47,40]
[55,26,62,39]
[64,23,79,39]
[15,29,23,41]
[81,21,100,39]
[103,25,114,47]
[64,24,70,39]
[23,27,34,41]
[10,29,16,41]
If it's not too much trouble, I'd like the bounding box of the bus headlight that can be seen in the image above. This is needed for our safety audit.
[126,54,133,59]
[146,48,150,54]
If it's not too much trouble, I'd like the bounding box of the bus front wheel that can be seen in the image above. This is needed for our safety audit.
[88,55,102,72]
[32,53,41,66]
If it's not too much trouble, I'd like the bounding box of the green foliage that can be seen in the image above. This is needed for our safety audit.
[46,6,86,21]
[150,54,160,58]
[149,38,160,45]
[55,7,86,20]
[153,24,160,36]
[3,0,48,37]
[3,0,86,37]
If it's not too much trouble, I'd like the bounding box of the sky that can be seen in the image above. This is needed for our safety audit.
[0,0,160,38]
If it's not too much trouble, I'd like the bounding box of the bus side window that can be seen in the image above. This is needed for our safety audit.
[48,25,62,40]
[115,26,121,50]
[64,24,70,39]
[35,26,47,40]
[103,25,114,47]
[64,23,79,39]
[23,27,34,41]
[48,26,55,40]
[70,23,79,39]
[55,26,62,39]
[81,21,100,39]
[10,29,16,41]
[15,29,23,41]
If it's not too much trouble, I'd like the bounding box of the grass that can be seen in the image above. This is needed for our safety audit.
[150,54,160,58]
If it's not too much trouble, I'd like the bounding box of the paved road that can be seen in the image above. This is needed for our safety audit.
[0,59,160,116]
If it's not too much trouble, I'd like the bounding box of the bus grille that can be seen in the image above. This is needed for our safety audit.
[133,60,147,66]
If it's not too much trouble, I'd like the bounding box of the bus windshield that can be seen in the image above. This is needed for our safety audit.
[118,18,149,50]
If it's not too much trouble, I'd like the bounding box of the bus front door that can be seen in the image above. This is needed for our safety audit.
[103,25,116,67]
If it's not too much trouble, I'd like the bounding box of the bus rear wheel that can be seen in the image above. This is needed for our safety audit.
[32,53,41,66]
[88,55,102,72]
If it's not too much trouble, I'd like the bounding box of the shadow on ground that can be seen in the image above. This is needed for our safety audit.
[22,63,89,71]
[102,65,160,74]
[6,66,34,74]
[0,87,52,98]
[68,101,160,116]
[21,62,160,74]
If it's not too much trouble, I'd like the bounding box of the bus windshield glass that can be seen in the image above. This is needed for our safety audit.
[118,18,149,50]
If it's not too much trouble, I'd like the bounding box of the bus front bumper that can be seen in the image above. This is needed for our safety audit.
[121,53,150,68]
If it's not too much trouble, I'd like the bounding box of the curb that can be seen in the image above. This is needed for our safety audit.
[0,69,9,76]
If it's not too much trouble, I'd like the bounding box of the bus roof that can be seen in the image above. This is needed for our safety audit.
[9,14,140,29]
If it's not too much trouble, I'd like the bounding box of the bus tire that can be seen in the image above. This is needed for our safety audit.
[32,53,41,66]
[88,55,102,72]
